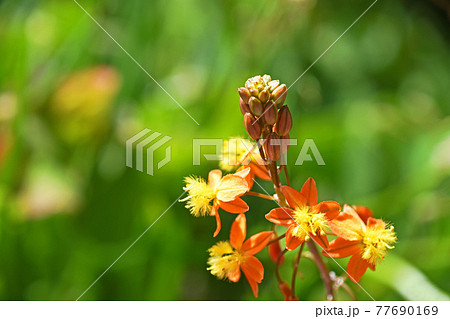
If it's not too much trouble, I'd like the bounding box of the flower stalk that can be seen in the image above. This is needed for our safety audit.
[181,74,396,300]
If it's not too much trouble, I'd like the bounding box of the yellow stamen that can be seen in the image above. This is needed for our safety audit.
[361,223,397,264]
[291,206,328,241]
[207,241,244,280]
[180,176,216,217]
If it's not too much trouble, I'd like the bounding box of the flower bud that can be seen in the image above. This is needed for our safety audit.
[239,98,251,115]
[269,238,284,265]
[264,101,277,125]
[244,113,261,140]
[274,105,292,136]
[279,281,299,301]
[268,80,280,92]
[249,96,264,116]
[272,84,287,107]
[249,88,259,96]
[258,89,270,104]
[262,74,272,83]
[238,87,251,104]
[264,132,281,161]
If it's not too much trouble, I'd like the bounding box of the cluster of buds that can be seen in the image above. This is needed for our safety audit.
[238,75,292,162]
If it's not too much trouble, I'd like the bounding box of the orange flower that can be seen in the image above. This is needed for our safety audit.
[323,205,397,283]
[265,177,340,250]
[181,168,251,237]
[207,214,273,297]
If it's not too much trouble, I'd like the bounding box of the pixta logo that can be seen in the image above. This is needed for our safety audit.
[126,129,172,175]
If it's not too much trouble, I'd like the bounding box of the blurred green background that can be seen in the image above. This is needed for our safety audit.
[0,0,449,300]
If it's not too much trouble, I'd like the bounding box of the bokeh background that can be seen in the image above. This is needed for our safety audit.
[0,0,449,301]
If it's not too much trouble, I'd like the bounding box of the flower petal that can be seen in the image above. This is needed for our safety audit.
[236,166,254,190]
[241,255,264,298]
[227,267,241,282]
[313,201,341,220]
[285,226,303,251]
[218,198,249,214]
[208,169,222,190]
[328,205,365,241]
[265,207,295,226]
[245,276,259,298]
[366,217,386,229]
[241,231,274,255]
[353,205,373,224]
[300,177,318,207]
[234,166,251,180]
[347,254,370,283]
[249,163,271,180]
[230,214,246,250]
[322,238,362,258]
[216,175,249,202]
[241,255,264,283]
[281,186,307,210]
[310,232,329,249]
[212,203,221,237]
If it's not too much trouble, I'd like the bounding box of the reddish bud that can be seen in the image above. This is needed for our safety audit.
[239,98,251,115]
[264,101,277,125]
[274,105,292,136]
[269,239,284,265]
[238,87,251,104]
[264,132,281,161]
[272,84,287,107]
[244,113,262,140]
[249,97,264,116]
